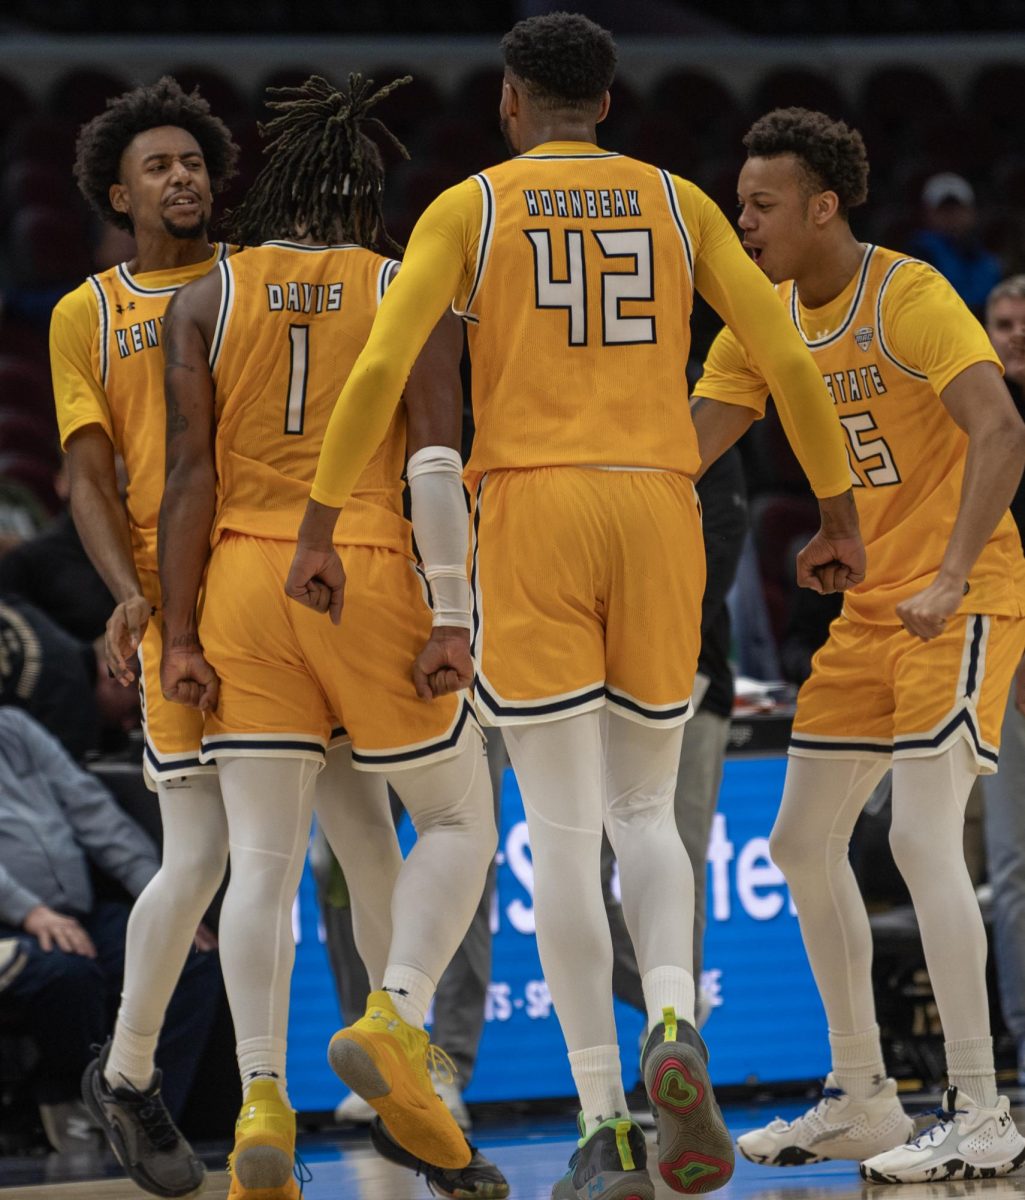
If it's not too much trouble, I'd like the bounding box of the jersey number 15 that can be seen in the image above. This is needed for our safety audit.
[525,228,656,347]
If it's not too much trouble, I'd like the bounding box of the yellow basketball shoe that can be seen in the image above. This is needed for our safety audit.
[227,1080,300,1199]
[328,989,471,1170]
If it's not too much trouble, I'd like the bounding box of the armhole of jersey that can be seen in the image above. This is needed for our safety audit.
[876,258,929,381]
[376,258,400,308]
[208,259,234,374]
[453,174,495,325]
[657,169,694,291]
[86,276,110,388]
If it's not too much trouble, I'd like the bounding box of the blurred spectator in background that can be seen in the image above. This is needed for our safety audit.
[0,595,139,758]
[909,173,1003,316]
[0,708,219,1150]
[981,274,1025,1085]
[0,459,114,641]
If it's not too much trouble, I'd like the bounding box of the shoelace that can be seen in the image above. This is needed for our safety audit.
[773,1083,845,1127]
[425,1043,459,1086]
[114,1074,179,1151]
[294,1150,313,1195]
[911,1100,967,1148]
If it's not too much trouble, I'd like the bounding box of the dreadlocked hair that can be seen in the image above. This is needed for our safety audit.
[223,73,410,251]
[74,76,239,233]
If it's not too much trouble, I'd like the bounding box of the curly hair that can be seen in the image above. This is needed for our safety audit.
[501,11,617,111]
[743,107,869,217]
[222,74,409,251]
[74,76,239,233]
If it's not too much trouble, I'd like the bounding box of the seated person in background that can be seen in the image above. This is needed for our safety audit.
[980,274,1025,1086]
[908,173,1003,318]
[0,707,219,1152]
[0,594,139,759]
[0,458,113,641]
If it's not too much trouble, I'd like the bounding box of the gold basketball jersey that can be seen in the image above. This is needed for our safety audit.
[210,241,409,553]
[51,246,230,570]
[699,244,1025,623]
[460,151,698,476]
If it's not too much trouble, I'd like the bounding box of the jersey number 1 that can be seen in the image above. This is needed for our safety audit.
[284,324,309,435]
[525,228,656,347]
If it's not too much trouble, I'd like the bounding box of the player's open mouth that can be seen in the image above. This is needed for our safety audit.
[744,243,763,263]
[166,193,200,211]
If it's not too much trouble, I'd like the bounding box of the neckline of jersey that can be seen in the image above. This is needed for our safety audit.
[518,141,619,160]
[117,243,227,294]
[791,243,875,348]
[261,240,363,251]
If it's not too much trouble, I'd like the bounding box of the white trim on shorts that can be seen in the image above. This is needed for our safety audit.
[789,615,998,774]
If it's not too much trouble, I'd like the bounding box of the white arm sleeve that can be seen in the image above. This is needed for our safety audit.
[407,445,471,630]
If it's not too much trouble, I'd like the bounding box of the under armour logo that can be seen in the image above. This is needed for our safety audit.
[115,302,136,315]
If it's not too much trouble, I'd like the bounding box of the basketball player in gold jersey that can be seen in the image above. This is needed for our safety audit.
[158,76,504,1199]
[287,16,865,1200]
[689,108,1025,1183]
[50,79,238,1198]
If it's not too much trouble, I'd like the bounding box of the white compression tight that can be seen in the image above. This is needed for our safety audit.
[504,711,694,1053]
[216,756,320,1101]
[314,745,402,990]
[771,741,994,1100]
[383,726,496,986]
[108,773,228,1091]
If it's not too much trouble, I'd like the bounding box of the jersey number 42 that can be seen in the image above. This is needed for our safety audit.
[525,228,656,347]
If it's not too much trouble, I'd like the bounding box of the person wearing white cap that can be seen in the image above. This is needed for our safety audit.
[909,172,1003,315]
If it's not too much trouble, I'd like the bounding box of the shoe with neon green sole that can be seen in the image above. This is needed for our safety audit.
[328,989,470,1170]
[227,1080,300,1199]
[551,1114,654,1200]
[642,1006,734,1193]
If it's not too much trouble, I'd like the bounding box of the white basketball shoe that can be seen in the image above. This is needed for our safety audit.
[737,1074,913,1166]
[860,1087,1025,1184]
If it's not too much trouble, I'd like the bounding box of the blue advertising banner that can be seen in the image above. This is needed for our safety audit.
[286,754,829,1111]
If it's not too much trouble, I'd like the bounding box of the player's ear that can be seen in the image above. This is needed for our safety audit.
[109,182,130,218]
[811,189,839,227]
[501,76,519,118]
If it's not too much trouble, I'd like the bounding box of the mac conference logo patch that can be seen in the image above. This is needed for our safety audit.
[854,325,874,351]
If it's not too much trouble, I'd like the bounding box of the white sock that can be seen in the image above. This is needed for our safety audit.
[104,1018,159,1093]
[946,1036,998,1108]
[642,966,696,1032]
[382,965,435,1030]
[829,1026,887,1100]
[568,1044,628,1134]
[238,1035,289,1107]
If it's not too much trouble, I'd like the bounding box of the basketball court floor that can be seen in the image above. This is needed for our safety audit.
[2,1096,1024,1200]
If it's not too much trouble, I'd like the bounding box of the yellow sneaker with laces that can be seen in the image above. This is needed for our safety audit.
[328,989,471,1169]
[227,1080,300,1199]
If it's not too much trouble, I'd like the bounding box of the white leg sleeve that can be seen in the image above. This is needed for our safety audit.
[217,757,318,1094]
[890,741,992,1045]
[503,713,617,1051]
[385,725,496,985]
[769,754,889,1034]
[314,744,401,990]
[603,712,695,1027]
[108,774,228,1089]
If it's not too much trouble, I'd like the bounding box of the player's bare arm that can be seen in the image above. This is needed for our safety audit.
[157,274,220,709]
[404,309,473,700]
[690,395,757,477]
[65,426,150,686]
[897,361,1025,640]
